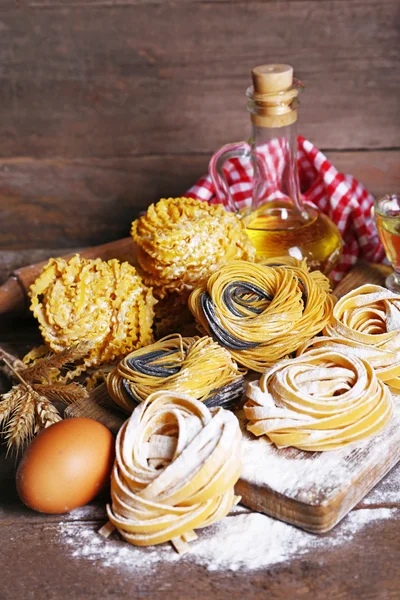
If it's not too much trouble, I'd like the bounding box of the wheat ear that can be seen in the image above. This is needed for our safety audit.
[4,390,36,454]
[2,359,61,450]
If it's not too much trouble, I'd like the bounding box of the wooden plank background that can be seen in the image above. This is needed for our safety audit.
[0,0,399,250]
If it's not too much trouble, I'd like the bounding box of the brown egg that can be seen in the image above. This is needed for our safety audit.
[16,418,115,514]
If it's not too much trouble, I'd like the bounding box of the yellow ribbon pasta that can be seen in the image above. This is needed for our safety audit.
[259,256,331,294]
[131,197,255,298]
[106,390,242,554]
[189,260,334,372]
[30,255,156,377]
[244,349,393,451]
[319,283,400,389]
[107,334,245,413]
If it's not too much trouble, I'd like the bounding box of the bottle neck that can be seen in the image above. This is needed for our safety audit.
[244,75,310,221]
[250,121,308,219]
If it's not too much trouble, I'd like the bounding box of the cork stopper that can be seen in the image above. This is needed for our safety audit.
[251,64,293,95]
[247,63,301,128]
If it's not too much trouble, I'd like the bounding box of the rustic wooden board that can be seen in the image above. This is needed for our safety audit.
[333,261,391,298]
[0,155,209,249]
[0,253,399,597]
[0,433,399,600]
[0,2,398,252]
[0,151,399,249]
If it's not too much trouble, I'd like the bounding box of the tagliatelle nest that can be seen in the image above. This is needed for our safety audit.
[131,197,256,298]
[104,390,242,554]
[30,255,156,378]
[189,259,334,372]
[107,334,245,413]
[297,284,400,390]
[245,349,393,451]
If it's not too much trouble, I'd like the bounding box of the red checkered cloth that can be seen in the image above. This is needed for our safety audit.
[186,136,385,283]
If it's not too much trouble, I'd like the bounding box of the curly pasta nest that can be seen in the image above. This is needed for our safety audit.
[30,255,156,376]
[131,197,256,298]
[189,259,334,372]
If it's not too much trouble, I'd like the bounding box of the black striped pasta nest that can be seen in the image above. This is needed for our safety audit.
[188,260,334,373]
[107,334,245,413]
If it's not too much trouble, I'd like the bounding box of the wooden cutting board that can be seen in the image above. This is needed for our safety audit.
[236,260,400,533]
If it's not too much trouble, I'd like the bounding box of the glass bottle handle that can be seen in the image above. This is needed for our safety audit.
[209,142,252,213]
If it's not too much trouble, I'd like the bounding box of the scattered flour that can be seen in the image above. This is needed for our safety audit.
[361,462,400,505]
[58,506,397,573]
[240,434,352,502]
[64,504,106,521]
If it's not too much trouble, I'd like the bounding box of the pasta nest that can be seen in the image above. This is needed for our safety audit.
[29,255,156,377]
[106,390,242,554]
[107,334,245,412]
[244,348,393,451]
[298,284,400,390]
[188,259,334,372]
[131,197,256,298]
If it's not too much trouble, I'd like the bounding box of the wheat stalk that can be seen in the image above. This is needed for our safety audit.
[1,359,61,452]
[22,341,94,383]
[4,389,36,454]
[0,343,96,452]
[34,391,62,430]
[0,347,26,381]
[0,385,25,429]
[33,383,89,405]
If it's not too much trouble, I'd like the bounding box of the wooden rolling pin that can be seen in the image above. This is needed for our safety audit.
[0,237,137,314]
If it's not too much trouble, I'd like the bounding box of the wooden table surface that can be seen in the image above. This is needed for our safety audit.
[0,251,399,600]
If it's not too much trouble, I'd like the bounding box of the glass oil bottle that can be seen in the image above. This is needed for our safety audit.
[209,64,342,274]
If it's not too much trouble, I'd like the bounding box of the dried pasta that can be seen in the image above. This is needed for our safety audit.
[106,390,242,554]
[188,260,334,372]
[244,348,393,451]
[298,336,400,390]
[259,256,331,293]
[107,334,245,412]
[30,255,156,378]
[305,284,400,389]
[131,197,255,298]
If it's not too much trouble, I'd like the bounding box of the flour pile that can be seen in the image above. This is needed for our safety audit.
[59,506,396,572]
